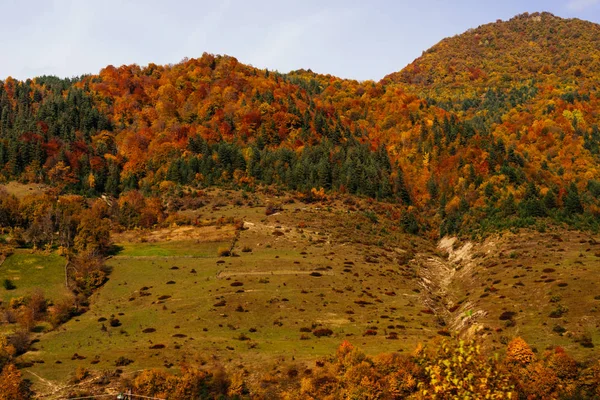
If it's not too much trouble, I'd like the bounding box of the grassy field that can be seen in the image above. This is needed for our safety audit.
[2,190,599,397]
[17,198,440,395]
[0,182,48,199]
[443,229,600,360]
[0,250,70,305]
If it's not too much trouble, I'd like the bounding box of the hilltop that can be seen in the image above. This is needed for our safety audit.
[385,12,600,94]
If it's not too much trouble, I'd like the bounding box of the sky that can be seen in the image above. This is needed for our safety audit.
[1,0,600,82]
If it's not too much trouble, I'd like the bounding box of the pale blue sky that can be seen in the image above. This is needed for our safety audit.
[1,0,599,81]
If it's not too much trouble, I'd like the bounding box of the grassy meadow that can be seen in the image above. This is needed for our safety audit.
[1,190,599,396]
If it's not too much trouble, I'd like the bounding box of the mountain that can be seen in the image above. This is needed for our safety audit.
[1,12,600,237]
[385,12,600,97]
[3,12,600,399]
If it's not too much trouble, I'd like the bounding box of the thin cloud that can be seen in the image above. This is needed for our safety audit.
[567,0,600,11]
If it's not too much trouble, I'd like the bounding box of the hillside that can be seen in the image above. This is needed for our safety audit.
[385,13,600,96]
[1,11,600,398]
[0,13,598,238]
[1,188,599,398]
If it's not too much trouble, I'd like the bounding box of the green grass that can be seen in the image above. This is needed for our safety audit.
[17,194,600,395]
[0,250,70,304]
[115,240,223,258]
[21,214,434,391]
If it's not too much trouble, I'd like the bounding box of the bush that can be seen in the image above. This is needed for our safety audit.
[549,304,568,318]
[16,306,35,332]
[313,328,333,337]
[417,340,513,398]
[29,289,47,320]
[115,356,133,366]
[8,297,25,310]
[2,279,16,290]
[217,247,231,257]
[1,309,16,324]
[265,203,282,216]
[49,296,76,327]
[0,363,32,399]
[576,333,594,348]
[70,252,109,296]
[7,330,30,355]
[506,337,535,365]
[553,325,566,334]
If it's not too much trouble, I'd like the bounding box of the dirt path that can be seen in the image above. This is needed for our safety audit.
[27,370,122,400]
[24,370,63,396]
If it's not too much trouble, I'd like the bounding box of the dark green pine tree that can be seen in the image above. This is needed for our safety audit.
[520,181,546,218]
[501,193,517,217]
[105,163,121,196]
[317,158,331,189]
[395,168,412,205]
[564,182,584,216]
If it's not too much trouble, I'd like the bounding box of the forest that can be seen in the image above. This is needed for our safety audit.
[1,12,600,239]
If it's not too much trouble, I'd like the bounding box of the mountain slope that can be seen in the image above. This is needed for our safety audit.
[1,12,600,236]
[384,12,600,97]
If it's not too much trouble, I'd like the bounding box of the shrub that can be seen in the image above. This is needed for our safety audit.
[506,337,535,365]
[2,279,15,290]
[49,296,76,327]
[552,325,566,334]
[5,330,28,358]
[265,203,283,216]
[16,306,35,332]
[8,297,25,310]
[417,340,514,398]
[29,289,47,320]
[217,247,231,257]
[0,363,32,399]
[115,356,133,366]
[70,252,109,296]
[546,348,578,379]
[1,310,16,324]
[549,304,568,318]
[499,311,516,320]
[313,328,333,338]
[576,332,594,348]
